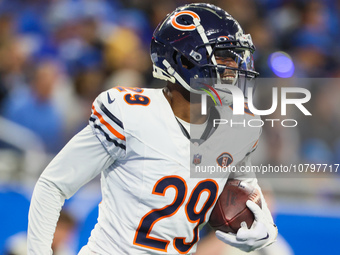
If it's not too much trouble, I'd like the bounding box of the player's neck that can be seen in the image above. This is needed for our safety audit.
[163,84,208,124]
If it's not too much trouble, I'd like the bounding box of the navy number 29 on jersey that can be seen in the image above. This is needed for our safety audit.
[134,176,218,254]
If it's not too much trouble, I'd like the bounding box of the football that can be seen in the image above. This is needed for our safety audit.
[208,179,262,234]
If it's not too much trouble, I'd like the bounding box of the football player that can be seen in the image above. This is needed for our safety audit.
[27,3,277,255]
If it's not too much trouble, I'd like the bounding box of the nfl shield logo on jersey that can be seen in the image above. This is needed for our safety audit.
[216,152,233,167]
[193,154,202,165]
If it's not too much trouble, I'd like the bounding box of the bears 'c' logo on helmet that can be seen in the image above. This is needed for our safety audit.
[171,11,200,31]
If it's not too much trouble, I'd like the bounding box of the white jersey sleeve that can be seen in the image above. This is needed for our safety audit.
[89,89,127,159]
[28,125,115,255]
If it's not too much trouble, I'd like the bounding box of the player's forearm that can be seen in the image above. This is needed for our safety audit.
[27,177,66,255]
[27,126,115,254]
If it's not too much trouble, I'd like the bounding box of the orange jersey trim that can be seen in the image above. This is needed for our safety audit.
[92,105,125,141]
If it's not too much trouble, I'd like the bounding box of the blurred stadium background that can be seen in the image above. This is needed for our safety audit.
[0,0,339,254]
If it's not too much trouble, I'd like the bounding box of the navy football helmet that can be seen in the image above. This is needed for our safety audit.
[151,3,259,104]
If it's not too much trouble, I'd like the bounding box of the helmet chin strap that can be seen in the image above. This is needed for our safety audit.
[153,64,176,83]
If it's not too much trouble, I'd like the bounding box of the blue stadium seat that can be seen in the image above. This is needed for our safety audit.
[0,187,30,254]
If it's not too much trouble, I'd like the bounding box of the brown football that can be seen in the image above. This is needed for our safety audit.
[208,179,262,234]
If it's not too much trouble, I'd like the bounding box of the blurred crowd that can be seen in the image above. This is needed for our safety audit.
[0,1,339,254]
[0,0,339,177]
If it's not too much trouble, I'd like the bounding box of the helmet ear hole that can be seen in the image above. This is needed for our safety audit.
[172,51,178,65]
[180,55,195,70]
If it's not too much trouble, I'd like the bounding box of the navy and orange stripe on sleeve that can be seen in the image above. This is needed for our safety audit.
[89,98,127,155]
[91,104,125,141]
[89,117,126,150]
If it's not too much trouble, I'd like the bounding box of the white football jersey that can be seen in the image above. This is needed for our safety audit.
[86,87,261,255]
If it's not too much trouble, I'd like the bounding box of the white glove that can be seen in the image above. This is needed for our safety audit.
[215,200,278,252]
